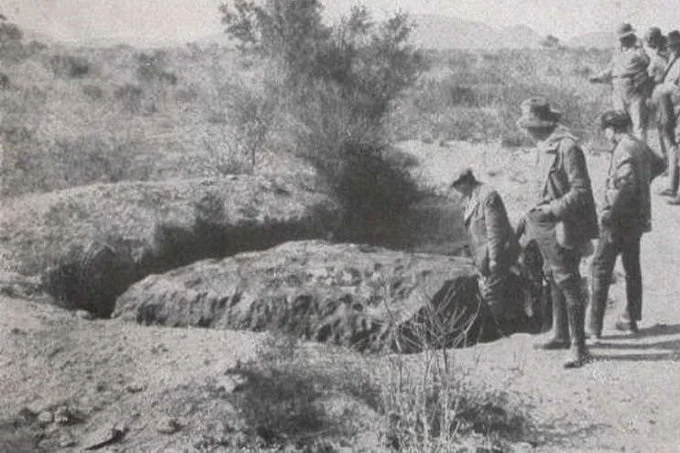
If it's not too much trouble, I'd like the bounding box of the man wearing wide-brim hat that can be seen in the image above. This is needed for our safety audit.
[516,97,599,369]
[654,30,680,204]
[590,23,652,143]
[450,168,520,336]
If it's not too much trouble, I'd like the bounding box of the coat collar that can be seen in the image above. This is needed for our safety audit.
[463,184,482,224]
[537,125,578,155]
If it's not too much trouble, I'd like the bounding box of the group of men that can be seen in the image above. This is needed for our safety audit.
[590,23,680,202]
[451,23,677,369]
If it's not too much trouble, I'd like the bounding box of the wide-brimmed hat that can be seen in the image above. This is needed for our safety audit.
[599,110,631,130]
[517,97,561,129]
[644,26,664,46]
[668,30,680,48]
[450,167,476,187]
[616,23,636,39]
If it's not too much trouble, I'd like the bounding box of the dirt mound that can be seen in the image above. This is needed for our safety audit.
[0,176,337,317]
[112,240,507,351]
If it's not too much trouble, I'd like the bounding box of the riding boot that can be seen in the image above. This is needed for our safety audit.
[587,276,608,339]
[669,162,679,196]
[535,280,570,350]
[563,283,591,369]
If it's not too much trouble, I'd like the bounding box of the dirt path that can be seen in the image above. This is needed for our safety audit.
[0,295,263,452]
[401,140,680,452]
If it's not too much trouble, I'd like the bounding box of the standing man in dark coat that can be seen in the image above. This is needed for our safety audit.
[654,31,680,203]
[588,111,653,337]
[451,168,521,336]
[517,97,599,368]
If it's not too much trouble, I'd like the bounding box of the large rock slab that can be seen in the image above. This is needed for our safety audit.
[0,176,336,317]
[113,241,500,352]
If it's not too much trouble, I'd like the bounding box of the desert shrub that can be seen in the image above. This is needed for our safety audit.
[397,47,612,145]
[226,327,534,451]
[0,17,24,61]
[135,51,178,85]
[49,54,90,78]
[0,132,152,197]
[114,83,144,113]
[221,1,427,243]
[81,84,104,100]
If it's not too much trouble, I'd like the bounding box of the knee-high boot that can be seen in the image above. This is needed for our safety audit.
[536,280,570,350]
[563,281,591,368]
[588,276,608,338]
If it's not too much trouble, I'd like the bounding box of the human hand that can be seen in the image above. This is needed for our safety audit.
[489,259,499,273]
[529,205,555,222]
[516,215,527,238]
[600,211,612,228]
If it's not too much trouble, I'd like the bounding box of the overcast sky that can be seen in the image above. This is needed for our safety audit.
[2,0,680,45]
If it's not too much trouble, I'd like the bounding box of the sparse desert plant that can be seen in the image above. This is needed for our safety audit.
[48,54,90,78]
[221,1,427,243]
[225,285,533,452]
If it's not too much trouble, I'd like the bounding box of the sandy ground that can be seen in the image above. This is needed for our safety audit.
[1,139,679,451]
[403,139,680,452]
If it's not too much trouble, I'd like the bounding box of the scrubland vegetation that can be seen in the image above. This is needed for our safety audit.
[0,2,618,450]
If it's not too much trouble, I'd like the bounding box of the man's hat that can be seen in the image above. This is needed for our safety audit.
[644,26,663,46]
[668,30,680,48]
[616,23,636,39]
[517,97,561,129]
[450,167,476,187]
[599,110,631,130]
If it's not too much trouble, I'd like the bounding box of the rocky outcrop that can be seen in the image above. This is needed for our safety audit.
[0,176,336,317]
[113,241,500,352]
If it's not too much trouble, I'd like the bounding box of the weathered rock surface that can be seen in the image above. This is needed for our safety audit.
[0,176,336,317]
[113,241,498,352]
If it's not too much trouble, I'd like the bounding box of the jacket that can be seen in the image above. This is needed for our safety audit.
[593,45,652,100]
[646,48,668,84]
[463,183,520,275]
[535,126,599,244]
[603,134,653,234]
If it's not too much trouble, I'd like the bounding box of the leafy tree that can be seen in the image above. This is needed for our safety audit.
[219,1,426,244]
[540,34,561,49]
[0,14,23,58]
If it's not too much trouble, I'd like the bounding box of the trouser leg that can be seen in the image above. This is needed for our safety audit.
[478,270,510,336]
[589,231,619,335]
[549,277,570,342]
[669,145,680,194]
[628,96,649,143]
[621,233,643,322]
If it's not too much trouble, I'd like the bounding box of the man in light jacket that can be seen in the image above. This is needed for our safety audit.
[590,23,652,143]
[517,97,599,368]
[589,111,653,337]
[451,168,520,336]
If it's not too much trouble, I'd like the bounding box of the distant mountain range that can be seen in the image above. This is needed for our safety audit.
[566,31,616,49]
[16,12,615,51]
[409,14,544,49]
[408,14,616,50]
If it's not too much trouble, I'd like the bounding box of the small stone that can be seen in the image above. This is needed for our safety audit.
[512,442,535,452]
[37,411,53,424]
[54,406,71,425]
[75,310,94,320]
[82,424,127,450]
[125,383,146,393]
[58,432,77,448]
[156,417,181,434]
